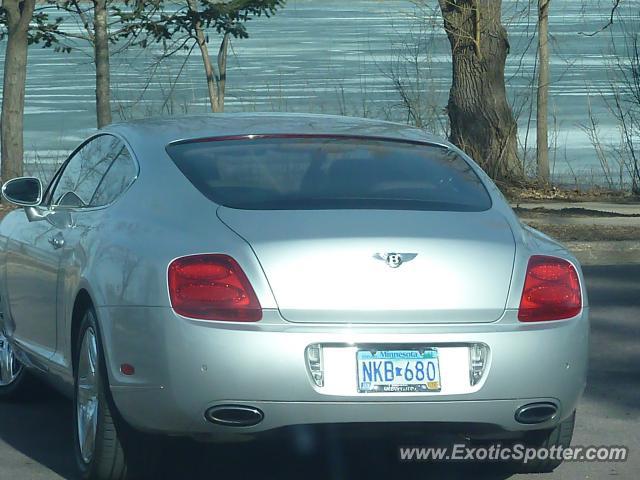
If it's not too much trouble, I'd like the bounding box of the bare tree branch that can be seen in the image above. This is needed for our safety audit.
[578,0,621,36]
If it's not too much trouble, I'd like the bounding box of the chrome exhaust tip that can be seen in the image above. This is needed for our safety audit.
[205,405,264,427]
[515,402,558,424]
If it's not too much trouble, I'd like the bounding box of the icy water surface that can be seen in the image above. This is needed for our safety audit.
[0,0,637,184]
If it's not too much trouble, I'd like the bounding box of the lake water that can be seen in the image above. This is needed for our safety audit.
[1,0,638,185]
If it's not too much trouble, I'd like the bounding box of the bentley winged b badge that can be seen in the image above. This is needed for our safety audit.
[373,252,418,268]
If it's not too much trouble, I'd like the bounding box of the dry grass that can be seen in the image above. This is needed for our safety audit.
[0,205,17,221]
[523,221,640,242]
[501,183,639,203]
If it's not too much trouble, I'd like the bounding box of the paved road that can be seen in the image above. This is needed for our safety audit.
[1,265,638,479]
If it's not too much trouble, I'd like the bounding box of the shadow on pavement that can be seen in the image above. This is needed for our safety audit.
[583,265,640,416]
[0,385,77,479]
[153,430,516,480]
[0,391,515,479]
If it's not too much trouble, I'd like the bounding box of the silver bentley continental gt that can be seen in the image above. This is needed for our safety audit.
[0,114,588,479]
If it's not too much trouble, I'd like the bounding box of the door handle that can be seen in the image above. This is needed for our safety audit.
[48,234,65,249]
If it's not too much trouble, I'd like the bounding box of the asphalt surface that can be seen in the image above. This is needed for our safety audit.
[0,265,638,479]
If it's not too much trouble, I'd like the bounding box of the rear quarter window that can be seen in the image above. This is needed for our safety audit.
[166,136,492,212]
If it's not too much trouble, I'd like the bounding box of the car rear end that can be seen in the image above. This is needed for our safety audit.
[105,132,588,442]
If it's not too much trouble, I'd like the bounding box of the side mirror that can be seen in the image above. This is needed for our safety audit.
[1,177,43,207]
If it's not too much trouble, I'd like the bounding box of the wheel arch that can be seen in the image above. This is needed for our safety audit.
[70,289,94,375]
[69,286,120,392]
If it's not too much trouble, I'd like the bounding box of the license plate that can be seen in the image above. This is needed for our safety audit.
[357,349,441,393]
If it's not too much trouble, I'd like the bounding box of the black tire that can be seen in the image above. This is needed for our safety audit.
[517,411,576,473]
[73,308,168,480]
[0,330,34,401]
[73,308,129,480]
[73,308,162,480]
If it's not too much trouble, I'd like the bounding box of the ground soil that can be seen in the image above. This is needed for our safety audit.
[501,184,640,203]
[0,205,15,219]
[522,221,640,242]
[513,207,640,218]
[503,184,640,241]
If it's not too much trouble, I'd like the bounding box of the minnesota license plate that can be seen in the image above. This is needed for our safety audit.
[357,349,441,393]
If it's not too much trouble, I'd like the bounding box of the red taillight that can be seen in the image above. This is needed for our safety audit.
[168,254,262,322]
[518,255,582,322]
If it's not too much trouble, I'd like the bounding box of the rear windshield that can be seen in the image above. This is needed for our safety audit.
[166,137,492,211]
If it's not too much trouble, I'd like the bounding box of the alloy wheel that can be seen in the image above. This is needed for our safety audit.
[76,327,99,464]
[0,331,22,386]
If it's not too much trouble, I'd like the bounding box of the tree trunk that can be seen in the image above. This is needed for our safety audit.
[93,0,112,128]
[536,0,551,184]
[437,0,522,181]
[1,0,36,182]
[188,0,221,112]
[216,33,230,112]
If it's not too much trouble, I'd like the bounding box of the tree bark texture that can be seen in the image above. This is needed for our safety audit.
[216,32,230,112]
[537,0,551,184]
[187,0,222,112]
[1,0,36,181]
[437,0,522,180]
[94,0,112,128]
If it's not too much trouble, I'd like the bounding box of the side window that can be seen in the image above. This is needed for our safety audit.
[89,147,137,207]
[51,135,123,208]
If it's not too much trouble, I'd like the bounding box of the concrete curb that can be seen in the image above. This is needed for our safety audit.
[564,241,640,266]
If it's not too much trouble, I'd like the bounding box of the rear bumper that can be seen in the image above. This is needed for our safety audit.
[112,394,566,438]
[98,307,588,438]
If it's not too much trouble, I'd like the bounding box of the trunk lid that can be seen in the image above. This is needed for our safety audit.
[218,207,515,324]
